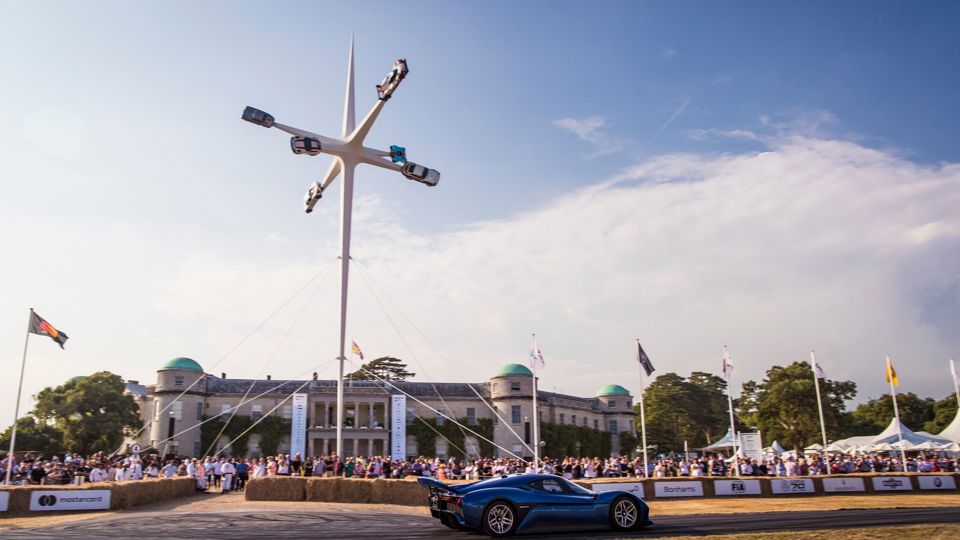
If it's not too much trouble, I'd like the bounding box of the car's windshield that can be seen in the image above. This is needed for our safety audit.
[559,477,594,495]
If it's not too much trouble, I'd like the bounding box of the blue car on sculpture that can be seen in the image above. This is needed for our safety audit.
[418,474,652,537]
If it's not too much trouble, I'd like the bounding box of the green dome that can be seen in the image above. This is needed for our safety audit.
[493,363,533,378]
[595,384,631,397]
[66,375,86,384]
[160,357,203,373]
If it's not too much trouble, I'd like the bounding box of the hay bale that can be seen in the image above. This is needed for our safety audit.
[371,479,427,506]
[244,476,306,501]
[332,478,373,504]
[111,478,196,509]
[305,477,337,502]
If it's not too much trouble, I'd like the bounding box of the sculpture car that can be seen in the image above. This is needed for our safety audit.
[377,58,408,101]
[401,162,440,186]
[418,474,651,537]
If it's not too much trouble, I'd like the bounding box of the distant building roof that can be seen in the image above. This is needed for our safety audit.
[160,357,203,373]
[492,363,533,378]
[125,382,148,397]
[66,375,86,385]
[595,384,631,397]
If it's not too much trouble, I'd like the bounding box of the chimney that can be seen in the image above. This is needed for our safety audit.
[312,372,318,381]
[222,372,227,379]
[267,374,272,381]
[127,380,139,385]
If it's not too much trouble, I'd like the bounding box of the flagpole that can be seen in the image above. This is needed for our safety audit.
[531,334,540,472]
[810,351,830,474]
[636,340,649,478]
[5,309,33,485]
[887,355,908,473]
[723,346,740,476]
[950,358,960,413]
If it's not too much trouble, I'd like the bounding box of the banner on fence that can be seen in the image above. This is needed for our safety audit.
[823,477,865,492]
[391,394,407,459]
[592,482,644,496]
[872,477,912,491]
[29,490,111,511]
[918,476,957,490]
[770,478,815,494]
[714,479,761,495]
[654,481,704,497]
[0,492,8,512]
[290,393,308,458]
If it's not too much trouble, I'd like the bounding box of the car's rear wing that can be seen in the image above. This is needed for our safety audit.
[417,477,451,491]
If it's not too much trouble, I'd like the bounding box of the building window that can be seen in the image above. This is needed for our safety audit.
[196,402,203,421]
[251,404,263,421]
[559,413,565,424]
[627,399,631,407]
[466,408,476,426]
[436,408,446,426]
[154,401,160,421]
[512,443,523,454]
[608,401,616,408]
[609,420,618,434]
[571,414,576,425]
[510,382,521,391]
[220,404,232,418]
[193,441,201,458]
[282,405,293,420]
[511,405,522,424]
[174,376,184,387]
[171,400,183,420]
[594,419,599,430]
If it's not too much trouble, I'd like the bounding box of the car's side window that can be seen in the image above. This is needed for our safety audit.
[530,479,565,493]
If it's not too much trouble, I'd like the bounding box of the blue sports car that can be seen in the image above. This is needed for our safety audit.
[417,474,652,537]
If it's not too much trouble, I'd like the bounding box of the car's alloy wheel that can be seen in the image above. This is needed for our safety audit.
[483,501,517,537]
[611,497,639,530]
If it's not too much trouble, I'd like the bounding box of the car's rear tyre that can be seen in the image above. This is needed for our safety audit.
[440,513,462,529]
[482,500,518,537]
[609,496,641,531]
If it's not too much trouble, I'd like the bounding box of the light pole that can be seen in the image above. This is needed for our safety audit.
[242,38,440,458]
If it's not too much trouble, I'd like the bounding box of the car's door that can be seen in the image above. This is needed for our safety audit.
[527,478,596,524]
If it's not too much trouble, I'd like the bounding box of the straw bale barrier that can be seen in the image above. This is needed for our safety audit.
[0,477,197,516]
[245,476,307,501]
[247,477,427,506]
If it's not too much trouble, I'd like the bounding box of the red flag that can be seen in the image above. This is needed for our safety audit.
[29,310,69,349]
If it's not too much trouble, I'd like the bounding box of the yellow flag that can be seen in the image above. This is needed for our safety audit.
[885,357,899,386]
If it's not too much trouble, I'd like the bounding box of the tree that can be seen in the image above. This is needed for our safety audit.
[926,395,959,434]
[738,362,857,452]
[0,416,63,456]
[31,371,141,455]
[850,392,935,435]
[346,356,415,381]
[639,372,730,452]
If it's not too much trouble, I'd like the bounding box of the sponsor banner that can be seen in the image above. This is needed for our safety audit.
[654,481,704,498]
[29,490,111,511]
[290,393,308,458]
[390,394,407,459]
[714,479,761,496]
[918,476,957,490]
[0,491,8,512]
[738,433,763,462]
[872,476,912,491]
[592,482,645,497]
[823,477,866,493]
[770,478,815,494]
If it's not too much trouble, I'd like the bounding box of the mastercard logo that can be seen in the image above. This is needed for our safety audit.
[40,320,59,338]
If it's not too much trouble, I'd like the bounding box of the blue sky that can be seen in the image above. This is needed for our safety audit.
[1,1,959,430]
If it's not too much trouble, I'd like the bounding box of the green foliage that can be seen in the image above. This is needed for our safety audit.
[618,430,639,455]
[347,356,415,381]
[850,392,936,434]
[0,416,64,456]
[639,371,729,452]
[738,362,857,451]
[30,371,141,455]
[539,423,611,458]
[926,395,959,434]
[406,417,493,459]
[200,415,290,458]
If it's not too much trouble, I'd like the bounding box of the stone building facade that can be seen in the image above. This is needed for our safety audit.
[127,358,636,460]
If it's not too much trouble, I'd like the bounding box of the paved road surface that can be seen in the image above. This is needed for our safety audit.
[4,507,959,539]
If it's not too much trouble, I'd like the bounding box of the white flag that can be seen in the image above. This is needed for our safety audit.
[529,338,545,370]
[722,347,734,380]
[810,351,825,379]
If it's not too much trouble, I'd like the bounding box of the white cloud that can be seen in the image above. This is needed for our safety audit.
[552,116,625,158]
[153,136,960,406]
[661,47,679,59]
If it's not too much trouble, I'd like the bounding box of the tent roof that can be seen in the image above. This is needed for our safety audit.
[871,418,951,445]
[702,428,737,450]
[938,409,960,443]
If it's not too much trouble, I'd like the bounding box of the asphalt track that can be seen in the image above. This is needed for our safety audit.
[4,507,960,539]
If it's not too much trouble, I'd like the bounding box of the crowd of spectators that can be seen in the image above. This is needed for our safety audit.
[3,451,958,488]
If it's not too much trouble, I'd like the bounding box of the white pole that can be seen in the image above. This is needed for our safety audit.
[531,334,540,472]
[5,309,32,485]
[334,39,357,460]
[887,355,908,472]
[684,440,689,463]
[810,351,830,474]
[636,343,649,478]
[723,346,739,476]
[950,358,960,413]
